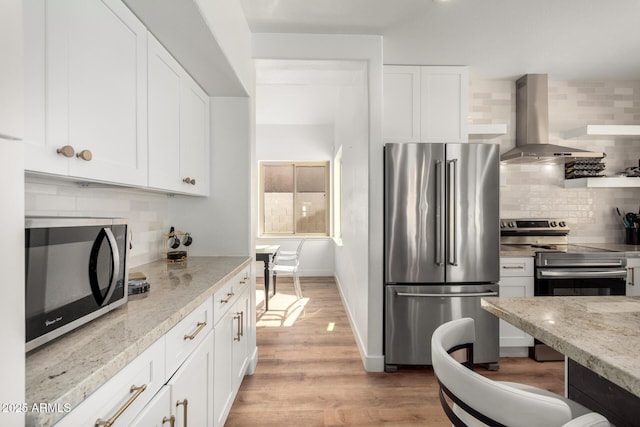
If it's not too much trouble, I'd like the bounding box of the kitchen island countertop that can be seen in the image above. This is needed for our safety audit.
[25,256,251,427]
[482,295,640,398]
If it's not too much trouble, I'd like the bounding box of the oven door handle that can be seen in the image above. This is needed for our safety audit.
[537,268,627,279]
[396,291,499,298]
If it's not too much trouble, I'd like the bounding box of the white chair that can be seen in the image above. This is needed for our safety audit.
[431,318,610,427]
[271,240,305,300]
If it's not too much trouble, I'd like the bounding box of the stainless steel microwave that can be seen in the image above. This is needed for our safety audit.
[25,217,129,352]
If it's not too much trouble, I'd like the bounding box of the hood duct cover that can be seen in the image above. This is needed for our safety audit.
[500,74,604,164]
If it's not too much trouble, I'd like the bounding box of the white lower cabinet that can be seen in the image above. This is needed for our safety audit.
[56,338,166,427]
[128,329,215,427]
[56,265,254,426]
[130,386,172,427]
[214,274,250,427]
[499,257,534,348]
[626,256,640,296]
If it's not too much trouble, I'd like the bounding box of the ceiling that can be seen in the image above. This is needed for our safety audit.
[240,0,640,81]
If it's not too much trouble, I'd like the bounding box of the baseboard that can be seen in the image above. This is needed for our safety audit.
[334,275,385,372]
[246,345,258,375]
[500,347,529,357]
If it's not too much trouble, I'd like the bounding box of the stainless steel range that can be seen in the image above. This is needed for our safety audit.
[501,218,627,361]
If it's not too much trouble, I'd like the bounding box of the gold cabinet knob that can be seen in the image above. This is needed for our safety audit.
[183,177,196,185]
[56,145,75,158]
[76,149,93,161]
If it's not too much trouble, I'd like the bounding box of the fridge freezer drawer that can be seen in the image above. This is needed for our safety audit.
[384,284,499,368]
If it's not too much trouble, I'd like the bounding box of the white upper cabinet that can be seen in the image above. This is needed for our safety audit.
[383,65,468,143]
[24,0,149,186]
[0,0,23,141]
[148,34,210,196]
[383,66,421,142]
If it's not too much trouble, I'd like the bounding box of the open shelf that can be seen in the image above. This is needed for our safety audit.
[563,125,640,139]
[564,177,640,188]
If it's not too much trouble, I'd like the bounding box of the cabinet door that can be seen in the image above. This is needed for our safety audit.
[130,386,173,427]
[383,66,421,142]
[148,34,210,196]
[23,0,68,175]
[498,276,534,347]
[44,0,148,185]
[213,308,235,427]
[232,289,250,390]
[627,258,640,296]
[179,76,210,196]
[0,0,23,141]
[420,66,468,143]
[169,330,214,427]
[148,34,182,192]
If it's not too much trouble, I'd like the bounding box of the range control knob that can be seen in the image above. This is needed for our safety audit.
[550,221,557,227]
[500,221,506,228]
[559,221,566,228]
[509,221,516,228]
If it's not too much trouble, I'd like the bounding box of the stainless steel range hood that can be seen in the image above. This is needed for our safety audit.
[500,74,604,164]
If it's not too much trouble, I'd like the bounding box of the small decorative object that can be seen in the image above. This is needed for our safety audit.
[164,227,193,263]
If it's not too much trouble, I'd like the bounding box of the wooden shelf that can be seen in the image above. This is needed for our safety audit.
[564,177,640,188]
[563,125,640,139]
[468,123,507,138]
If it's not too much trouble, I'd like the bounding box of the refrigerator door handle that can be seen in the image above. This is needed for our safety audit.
[447,158,458,266]
[435,160,445,266]
[396,291,499,298]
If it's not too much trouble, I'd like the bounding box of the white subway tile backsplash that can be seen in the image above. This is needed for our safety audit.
[25,176,169,267]
[472,77,640,243]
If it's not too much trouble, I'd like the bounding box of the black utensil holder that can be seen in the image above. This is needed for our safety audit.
[626,228,640,245]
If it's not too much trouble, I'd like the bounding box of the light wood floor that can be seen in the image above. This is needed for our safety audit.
[226,277,564,426]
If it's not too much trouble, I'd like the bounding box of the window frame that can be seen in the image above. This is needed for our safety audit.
[259,161,331,237]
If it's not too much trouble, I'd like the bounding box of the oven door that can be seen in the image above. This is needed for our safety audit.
[535,267,627,296]
[25,220,128,351]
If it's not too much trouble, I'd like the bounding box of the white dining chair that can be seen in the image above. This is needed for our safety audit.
[431,318,610,427]
[271,240,305,300]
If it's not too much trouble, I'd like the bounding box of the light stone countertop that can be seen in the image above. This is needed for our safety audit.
[482,296,640,398]
[25,256,251,427]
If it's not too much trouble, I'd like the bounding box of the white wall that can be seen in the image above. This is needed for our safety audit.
[0,139,25,427]
[252,33,384,371]
[168,97,252,256]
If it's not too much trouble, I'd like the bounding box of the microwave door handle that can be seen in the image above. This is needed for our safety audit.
[89,228,121,307]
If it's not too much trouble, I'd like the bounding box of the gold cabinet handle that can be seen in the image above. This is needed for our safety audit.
[220,292,234,304]
[95,384,147,426]
[182,177,196,185]
[56,145,75,158]
[183,321,207,340]
[234,312,242,342]
[162,415,176,427]
[176,399,188,427]
[77,149,93,161]
[240,311,244,338]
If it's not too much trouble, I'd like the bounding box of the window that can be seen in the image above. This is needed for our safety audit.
[260,162,330,236]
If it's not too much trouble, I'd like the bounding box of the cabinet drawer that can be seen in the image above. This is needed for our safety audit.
[213,267,250,325]
[165,298,213,377]
[56,338,165,427]
[500,257,534,277]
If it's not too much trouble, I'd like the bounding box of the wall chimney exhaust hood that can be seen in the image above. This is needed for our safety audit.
[500,74,604,164]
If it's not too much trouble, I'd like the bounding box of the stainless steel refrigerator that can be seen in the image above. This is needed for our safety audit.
[384,142,500,371]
